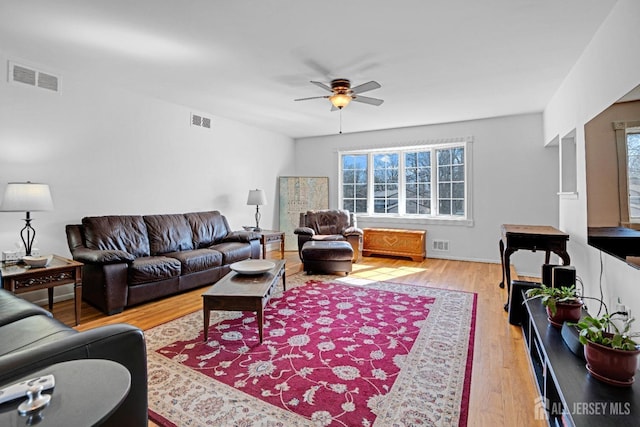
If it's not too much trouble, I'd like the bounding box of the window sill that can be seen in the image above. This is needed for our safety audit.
[356,215,474,227]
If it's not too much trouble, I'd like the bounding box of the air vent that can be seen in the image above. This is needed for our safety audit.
[8,61,60,92]
[191,112,212,129]
[432,240,449,251]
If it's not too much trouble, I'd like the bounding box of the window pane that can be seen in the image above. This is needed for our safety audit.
[343,169,355,183]
[452,200,465,216]
[355,199,367,212]
[452,147,464,164]
[439,200,451,215]
[406,183,417,198]
[452,182,464,198]
[438,166,451,181]
[405,150,431,215]
[341,154,368,213]
[343,185,354,198]
[439,183,451,198]
[438,149,451,164]
[452,165,464,181]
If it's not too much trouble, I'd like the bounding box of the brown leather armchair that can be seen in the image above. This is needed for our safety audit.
[294,209,363,262]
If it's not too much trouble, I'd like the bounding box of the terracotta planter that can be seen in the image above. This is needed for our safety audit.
[546,300,583,329]
[584,338,640,386]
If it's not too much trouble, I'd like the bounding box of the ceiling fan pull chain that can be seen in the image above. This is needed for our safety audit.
[339,109,343,134]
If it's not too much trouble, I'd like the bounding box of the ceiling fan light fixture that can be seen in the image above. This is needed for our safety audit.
[329,93,351,109]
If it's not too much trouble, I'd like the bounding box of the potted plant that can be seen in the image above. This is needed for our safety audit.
[525,284,584,328]
[574,313,640,386]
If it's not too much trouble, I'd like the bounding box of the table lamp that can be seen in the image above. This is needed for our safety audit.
[246,189,267,231]
[0,182,54,257]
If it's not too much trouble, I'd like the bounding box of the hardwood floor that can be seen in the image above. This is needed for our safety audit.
[49,251,545,427]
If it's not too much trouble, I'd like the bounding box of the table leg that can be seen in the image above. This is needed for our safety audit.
[503,248,516,311]
[74,265,82,326]
[203,304,210,342]
[282,267,286,291]
[261,236,267,260]
[499,239,505,288]
[556,250,571,266]
[280,236,285,259]
[48,288,54,311]
[257,307,264,343]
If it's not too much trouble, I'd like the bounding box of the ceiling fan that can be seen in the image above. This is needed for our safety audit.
[294,78,384,110]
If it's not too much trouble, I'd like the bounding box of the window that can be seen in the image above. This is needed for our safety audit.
[339,138,472,221]
[627,130,640,221]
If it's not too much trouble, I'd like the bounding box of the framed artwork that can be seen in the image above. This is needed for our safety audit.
[278,176,329,251]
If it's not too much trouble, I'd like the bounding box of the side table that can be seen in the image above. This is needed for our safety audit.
[0,359,130,427]
[498,224,570,310]
[254,230,285,259]
[0,255,83,325]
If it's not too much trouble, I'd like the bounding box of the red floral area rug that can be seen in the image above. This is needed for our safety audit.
[146,278,476,427]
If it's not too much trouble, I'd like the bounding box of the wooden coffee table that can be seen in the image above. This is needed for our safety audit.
[202,260,286,343]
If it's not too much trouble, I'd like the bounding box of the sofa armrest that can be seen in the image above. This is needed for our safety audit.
[0,324,147,427]
[71,247,135,264]
[294,227,315,236]
[343,226,363,237]
[221,231,260,243]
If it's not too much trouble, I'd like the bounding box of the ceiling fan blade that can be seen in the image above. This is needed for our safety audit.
[352,95,384,106]
[310,81,332,92]
[351,81,381,94]
[294,96,329,101]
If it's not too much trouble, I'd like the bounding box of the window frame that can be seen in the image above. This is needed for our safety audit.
[338,137,473,226]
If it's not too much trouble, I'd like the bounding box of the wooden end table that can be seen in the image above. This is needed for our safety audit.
[202,260,285,343]
[254,230,285,259]
[0,255,83,326]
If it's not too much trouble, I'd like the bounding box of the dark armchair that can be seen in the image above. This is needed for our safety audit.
[294,209,363,262]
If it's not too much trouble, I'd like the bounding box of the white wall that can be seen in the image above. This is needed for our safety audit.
[544,0,640,316]
[294,113,559,277]
[0,50,294,302]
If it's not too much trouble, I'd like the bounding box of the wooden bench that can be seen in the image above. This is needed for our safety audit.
[362,228,426,261]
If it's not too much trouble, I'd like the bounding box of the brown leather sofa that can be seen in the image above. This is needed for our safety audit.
[294,209,363,262]
[66,210,260,315]
[0,288,147,427]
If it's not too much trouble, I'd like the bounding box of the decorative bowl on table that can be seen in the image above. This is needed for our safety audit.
[230,260,275,275]
[22,255,53,267]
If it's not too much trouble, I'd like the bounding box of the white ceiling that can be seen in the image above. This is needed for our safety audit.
[0,0,617,138]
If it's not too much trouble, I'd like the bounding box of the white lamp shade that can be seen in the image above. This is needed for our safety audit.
[0,182,54,212]
[246,189,267,206]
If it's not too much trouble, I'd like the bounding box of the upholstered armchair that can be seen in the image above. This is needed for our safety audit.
[294,209,363,262]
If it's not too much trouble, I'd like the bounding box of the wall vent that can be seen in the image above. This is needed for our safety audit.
[8,61,60,92]
[432,240,449,251]
[191,112,212,129]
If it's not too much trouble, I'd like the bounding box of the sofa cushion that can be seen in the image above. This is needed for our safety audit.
[308,210,351,235]
[0,315,76,357]
[143,214,194,255]
[0,289,52,327]
[184,211,231,248]
[164,249,223,275]
[83,216,150,258]
[128,256,181,285]
[209,242,252,264]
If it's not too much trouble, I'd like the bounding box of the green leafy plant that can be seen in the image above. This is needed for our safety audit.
[574,313,640,351]
[525,284,582,316]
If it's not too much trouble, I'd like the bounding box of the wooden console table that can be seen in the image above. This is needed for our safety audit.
[363,228,426,261]
[0,255,83,325]
[499,224,570,310]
